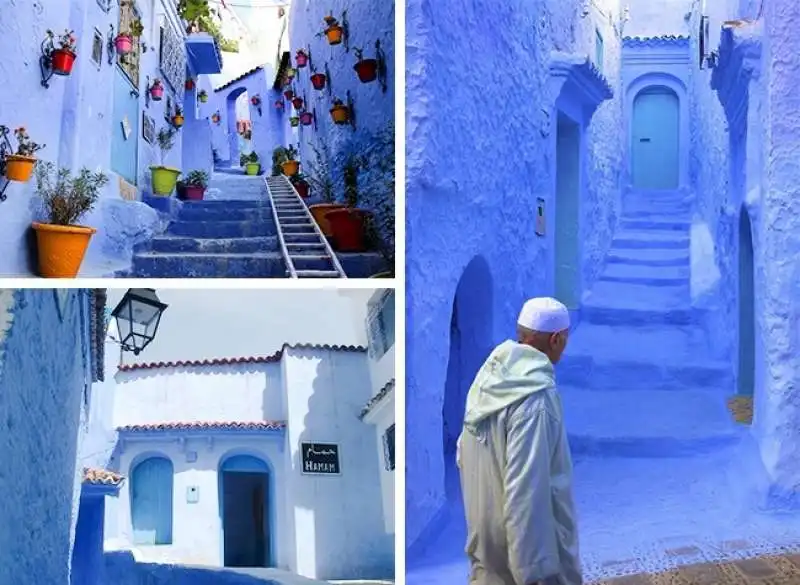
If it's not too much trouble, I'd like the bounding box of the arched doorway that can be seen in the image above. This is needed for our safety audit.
[442,256,493,497]
[226,87,252,168]
[219,454,271,568]
[130,456,174,545]
[631,86,680,190]
[738,207,755,397]
[555,112,581,309]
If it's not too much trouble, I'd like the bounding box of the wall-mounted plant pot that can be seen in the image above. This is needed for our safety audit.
[172,115,184,128]
[51,49,76,76]
[184,186,205,200]
[283,89,294,100]
[309,203,346,237]
[354,59,378,83]
[150,165,180,195]
[299,112,313,126]
[295,51,308,68]
[310,73,327,90]
[32,222,95,278]
[326,208,370,252]
[325,25,344,45]
[115,34,133,55]
[287,68,297,79]
[292,97,304,110]
[185,79,195,90]
[199,93,208,103]
[290,117,300,127]
[151,86,164,101]
[281,160,299,177]
[274,100,285,111]
[211,115,220,124]
[293,180,309,198]
[246,162,261,176]
[4,155,37,182]
[330,104,349,124]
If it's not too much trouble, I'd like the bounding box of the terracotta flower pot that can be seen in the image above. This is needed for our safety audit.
[309,204,346,237]
[292,97,304,110]
[115,34,133,55]
[284,90,294,100]
[281,160,299,177]
[295,52,308,68]
[311,73,327,90]
[290,117,300,127]
[185,80,195,90]
[32,222,96,278]
[354,59,379,83]
[325,25,343,45]
[150,165,181,195]
[151,85,164,100]
[293,180,309,198]
[51,49,76,76]
[4,154,37,182]
[172,115,184,128]
[326,208,370,252]
[330,104,349,124]
[185,186,205,200]
[299,112,313,126]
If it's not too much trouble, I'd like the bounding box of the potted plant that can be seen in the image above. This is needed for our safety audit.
[290,116,300,127]
[286,67,297,80]
[299,111,313,126]
[32,162,108,278]
[250,94,262,116]
[149,127,181,196]
[245,152,261,176]
[211,111,221,125]
[274,99,285,111]
[310,71,327,91]
[271,147,288,176]
[283,88,294,100]
[115,16,143,55]
[330,98,350,124]
[353,47,379,83]
[184,170,208,200]
[295,49,309,68]
[291,173,310,198]
[185,78,196,90]
[172,105,185,128]
[1,126,45,183]
[281,145,299,177]
[46,29,78,76]
[322,16,344,45]
[326,152,371,252]
[307,142,345,237]
[150,78,164,101]
[198,89,209,103]
[292,96,304,110]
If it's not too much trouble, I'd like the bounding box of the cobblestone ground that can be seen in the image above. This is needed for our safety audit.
[592,553,800,585]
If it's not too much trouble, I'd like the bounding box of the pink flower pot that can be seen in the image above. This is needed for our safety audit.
[151,85,164,101]
[115,35,133,55]
[296,52,308,68]
[299,112,313,126]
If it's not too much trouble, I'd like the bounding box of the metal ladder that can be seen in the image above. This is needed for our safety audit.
[265,175,347,278]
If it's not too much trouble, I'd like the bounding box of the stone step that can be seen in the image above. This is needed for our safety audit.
[585,280,690,311]
[288,254,337,272]
[581,305,693,326]
[131,252,286,278]
[599,262,689,286]
[612,230,690,250]
[606,247,690,267]
[566,322,707,363]
[167,220,275,239]
[181,200,268,210]
[148,236,278,254]
[178,207,272,222]
[619,218,691,232]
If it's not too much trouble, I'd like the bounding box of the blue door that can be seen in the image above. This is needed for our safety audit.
[738,209,755,396]
[131,457,174,545]
[220,455,271,568]
[631,86,679,190]
[555,113,581,309]
[110,69,140,185]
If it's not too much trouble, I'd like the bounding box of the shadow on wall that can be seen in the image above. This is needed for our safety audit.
[294,354,393,580]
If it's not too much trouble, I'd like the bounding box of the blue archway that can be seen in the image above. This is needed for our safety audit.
[226,86,250,167]
[218,453,273,568]
[738,207,755,397]
[631,85,680,190]
[130,456,174,545]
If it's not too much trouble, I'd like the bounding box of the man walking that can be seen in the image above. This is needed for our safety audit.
[457,297,581,585]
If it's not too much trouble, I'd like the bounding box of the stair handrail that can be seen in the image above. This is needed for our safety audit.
[264,175,299,278]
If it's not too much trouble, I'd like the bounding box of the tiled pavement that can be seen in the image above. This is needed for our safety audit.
[593,553,800,585]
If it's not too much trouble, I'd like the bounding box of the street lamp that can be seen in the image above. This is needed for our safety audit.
[111,288,168,355]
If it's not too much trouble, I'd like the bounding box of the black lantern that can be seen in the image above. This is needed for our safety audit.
[111,288,168,355]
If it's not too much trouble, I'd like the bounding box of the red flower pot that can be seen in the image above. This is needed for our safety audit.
[284,89,294,100]
[299,112,313,126]
[326,208,370,252]
[185,79,195,90]
[115,35,133,55]
[151,85,164,100]
[354,59,379,83]
[185,186,205,201]
[275,100,285,111]
[293,181,309,198]
[51,49,76,76]
[292,97,303,110]
[295,52,308,68]
[310,73,327,90]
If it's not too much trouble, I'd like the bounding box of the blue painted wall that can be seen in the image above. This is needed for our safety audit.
[405,0,624,548]
[72,495,106,585]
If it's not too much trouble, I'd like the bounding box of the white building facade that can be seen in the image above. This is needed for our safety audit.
[104,343,394,580]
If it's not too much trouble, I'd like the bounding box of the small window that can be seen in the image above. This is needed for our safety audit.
[367,291,395,360]
[595,29,604,74]
[383,425,395,471]
[91,29,103,67]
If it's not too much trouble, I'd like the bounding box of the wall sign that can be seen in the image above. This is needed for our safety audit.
[142,113,155,144]
[121,116,132,140]
[535,197,546,236]
[301,442,340,475]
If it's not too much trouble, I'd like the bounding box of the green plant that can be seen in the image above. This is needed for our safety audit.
[47,29,77,53]
[156,127,176,165]
[271,147,288,176]
[290,172,307,184]
[341,152,364,208]
[240,153,249,167]
[285,145,299,161]
[248,152,259,163]
[305,142,335,203]
[185,170,208,188]
[179,0,239,52]
[198,89,208,100]
[1,126,46,157]
[34,162,108,226]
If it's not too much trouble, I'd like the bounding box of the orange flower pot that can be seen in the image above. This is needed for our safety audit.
[281,160,299,177]
[32,222,96,278]
[330,104,349,124]
[325,25,343,45]
[326,208,370,252]
[172,115,184,128]
[4,154,37,182]
[309,203,346,237]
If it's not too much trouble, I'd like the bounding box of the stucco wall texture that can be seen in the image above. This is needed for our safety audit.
[405,0,624,547]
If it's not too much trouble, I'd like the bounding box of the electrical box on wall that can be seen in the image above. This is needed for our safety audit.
[187,486,199,504]
[536,198,546,236]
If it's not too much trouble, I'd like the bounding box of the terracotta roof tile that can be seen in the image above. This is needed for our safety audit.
[83,467,124,486]
[214,66,264,92]
[117,421,286,432]
[360,379,396,419]
[117,343,366,372]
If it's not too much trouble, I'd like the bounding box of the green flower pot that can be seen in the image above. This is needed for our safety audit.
[150,166,181,196]
[245,163,261,176]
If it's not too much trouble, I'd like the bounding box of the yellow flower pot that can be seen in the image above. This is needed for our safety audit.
[4,154,37,182]
[245,163,261,176]
[172,115,184,128]
[150,166,181,196]
[325,25,343,45]
[330,105,349,124]
[32,222,96,278]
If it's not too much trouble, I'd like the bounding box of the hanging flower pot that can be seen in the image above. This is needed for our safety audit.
[310,73,327,90]
[326,208,371,252]
[290,116,300,127]
[150,80,164,101]
[284,89,294,100]
[354,59,378,83]
[287,68,297,79]
[330,100,349,124]
[292,97,304,110]
[274,100,285,111]
[2,127,44,182]
[46,30,78,76]
[295,49,309,68]
[198,90,209,103]
[115,34,133,55]
[172,113,185,128]
[211,113,221,125]
[299,111,313,126]
[250,95,261,107]
[185,79,195,90]
[325,25,344,45]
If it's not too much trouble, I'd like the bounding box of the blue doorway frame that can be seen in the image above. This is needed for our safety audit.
[738,207,755,397]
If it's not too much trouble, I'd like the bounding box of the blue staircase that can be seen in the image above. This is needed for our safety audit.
[558,189,740,458]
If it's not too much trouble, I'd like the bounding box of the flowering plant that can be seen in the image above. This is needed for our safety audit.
[47,29,77,53]
[250,95,261,106]
[13,127,45,157]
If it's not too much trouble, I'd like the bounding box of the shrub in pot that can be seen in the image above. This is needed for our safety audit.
[46,29,78,76]
[325,152,371,252]
[272,147,288,176]
[306,142,344,237]
[245,152,261,176]
[1,126,45,183]
[184,170,208,200]
[150,127,181,196]
[280,145,300,177]
[32,162,108,278]
[291,173,310,198]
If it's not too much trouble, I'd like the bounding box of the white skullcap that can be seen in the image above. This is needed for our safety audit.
[517,297,570,333]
